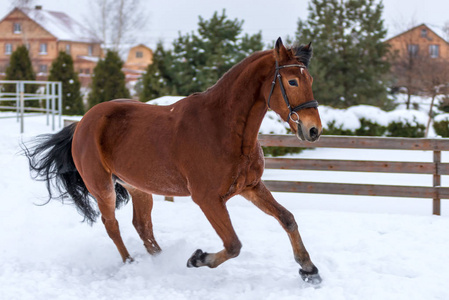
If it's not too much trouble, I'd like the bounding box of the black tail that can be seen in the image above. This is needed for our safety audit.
[22,123,130,224]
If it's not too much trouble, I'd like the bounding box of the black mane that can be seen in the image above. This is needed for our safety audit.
[292,43,313,67]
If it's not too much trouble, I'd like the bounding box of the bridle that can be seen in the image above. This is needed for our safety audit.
[267,61,319,123]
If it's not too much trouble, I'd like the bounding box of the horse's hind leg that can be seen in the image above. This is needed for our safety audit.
[241,182,322,284]
[187,197,242,268]
[125,186,161,255]
[86,179,132,263]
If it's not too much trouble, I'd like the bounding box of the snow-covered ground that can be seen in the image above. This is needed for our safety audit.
[1,112,449,300]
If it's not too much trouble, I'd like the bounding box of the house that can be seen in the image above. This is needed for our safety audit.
[385,23,449,61]
[122,44,153,83]
[0,6,102,86]
[384,24,449,99]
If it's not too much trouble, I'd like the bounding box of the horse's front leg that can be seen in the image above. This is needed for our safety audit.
[241,182,322,284]
[187,197,242,269]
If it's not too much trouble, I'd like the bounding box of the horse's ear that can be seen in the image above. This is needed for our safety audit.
[304,42,312,51]
[274,37,289,62]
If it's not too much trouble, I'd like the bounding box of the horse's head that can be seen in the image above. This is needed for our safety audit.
[266,38,322,142]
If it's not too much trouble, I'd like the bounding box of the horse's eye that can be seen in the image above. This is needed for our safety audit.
[288,80,298,87]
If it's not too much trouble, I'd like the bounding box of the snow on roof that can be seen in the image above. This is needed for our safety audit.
[19,7,101,43]
[78,55,100,62]
[426,23,449,42]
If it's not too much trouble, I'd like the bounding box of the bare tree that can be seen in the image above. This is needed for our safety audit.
[421,58,449,136]
[443,21,449,41]
[84,0,148,54]
[390,33,425,109]
[83,0,113,46]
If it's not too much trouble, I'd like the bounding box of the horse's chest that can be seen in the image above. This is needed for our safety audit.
[224,147,265,199]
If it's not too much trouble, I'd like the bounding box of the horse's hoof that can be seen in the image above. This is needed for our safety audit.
[124,256,135,264]
[299,266,322,285]
[187,249,208,268]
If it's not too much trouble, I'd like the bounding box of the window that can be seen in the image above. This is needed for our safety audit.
[39,43,47,54]
[429,45,439,58]
[136,51,143,58]
[88,45,93,56]
[421,29,427,38]
[39,64,48,73]
[65,44,71,54]
[13,23,22,34]
[5,43,13,55]
[407,44,419,57]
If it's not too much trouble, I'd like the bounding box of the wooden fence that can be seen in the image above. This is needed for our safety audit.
[259,134,449,215]
[62,119,448,215]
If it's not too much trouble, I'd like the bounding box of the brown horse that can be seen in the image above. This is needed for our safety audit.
[24,38,323,284]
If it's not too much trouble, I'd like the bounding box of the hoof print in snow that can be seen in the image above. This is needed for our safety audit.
[299,266,322,285]
[187,249,208,268]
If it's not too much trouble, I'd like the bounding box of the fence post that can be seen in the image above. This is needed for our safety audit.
[51,82,55,131]
[58,81,62,128]
[19,81,24,134]
[16,81,20,122]
[433,150,441,215]
[46,82,50,126]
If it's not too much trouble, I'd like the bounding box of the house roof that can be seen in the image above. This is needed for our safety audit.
[16,7,101,43]
[129,44,153,52]
[385,23,449,45]
[426,24,449,42]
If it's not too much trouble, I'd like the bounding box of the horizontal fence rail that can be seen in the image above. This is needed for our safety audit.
[259,134,449,215]
[0,80,62,133]
[258,134,449,150]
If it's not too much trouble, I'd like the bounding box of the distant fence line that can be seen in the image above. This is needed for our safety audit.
[259,134,449,215]
[0,80,63,133]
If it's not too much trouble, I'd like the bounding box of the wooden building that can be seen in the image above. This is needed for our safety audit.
[0,6,102,86]
[123,44,153,83]
[385,23,449,61]
[384,23,449,98]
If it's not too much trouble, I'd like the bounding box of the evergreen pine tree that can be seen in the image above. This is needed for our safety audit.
[296,0,392,109]
[48,51,84,115]
[172,10,264,95]
[140,10,264,99]
[4,45,38,108]
[88,50,130,108]
[139,42,176,101]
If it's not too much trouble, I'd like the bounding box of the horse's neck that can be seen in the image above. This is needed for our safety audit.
[207,51,274,154]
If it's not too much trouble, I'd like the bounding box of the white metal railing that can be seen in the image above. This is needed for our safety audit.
[0,80,62,133]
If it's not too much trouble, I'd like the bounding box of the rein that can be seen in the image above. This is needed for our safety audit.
[267,61,319,123]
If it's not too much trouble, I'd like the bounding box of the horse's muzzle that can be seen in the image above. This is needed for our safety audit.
[296,122,321,142]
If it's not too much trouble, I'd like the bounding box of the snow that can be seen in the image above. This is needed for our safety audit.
[1,113,449,300]
[318,106,361,131]
[318,104,431,131]
[346,105,389,126]
[147,96,185,106]
[260,110,290,134]
[19,7,100,43]
[386,109,428,125]
[78,56,100,63]
[435,113,449,122]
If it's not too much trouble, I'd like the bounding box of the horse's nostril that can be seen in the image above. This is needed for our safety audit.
[309,127,319,139]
